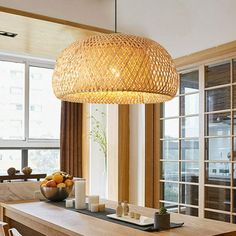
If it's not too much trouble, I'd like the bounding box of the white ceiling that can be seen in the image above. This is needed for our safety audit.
[118,0,236,58]
[0,0,236,58]
[0,0,115,30]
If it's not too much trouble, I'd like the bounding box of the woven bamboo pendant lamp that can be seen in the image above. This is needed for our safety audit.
[52,33,179,104]
[52,0,178,104]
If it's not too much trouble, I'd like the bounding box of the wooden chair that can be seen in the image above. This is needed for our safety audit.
[0,221,9,236]
[0,221,21,236]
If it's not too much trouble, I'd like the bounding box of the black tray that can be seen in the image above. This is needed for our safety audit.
[47,201,184,232]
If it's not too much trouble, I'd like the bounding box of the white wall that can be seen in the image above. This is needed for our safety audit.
[117,0,236,58]
[0,0,114,30]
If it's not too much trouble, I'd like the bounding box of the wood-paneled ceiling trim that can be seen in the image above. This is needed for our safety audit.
[0,6,113,34]
[0,11,102,59]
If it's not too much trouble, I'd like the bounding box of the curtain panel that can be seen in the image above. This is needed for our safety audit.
[60,101,83,177]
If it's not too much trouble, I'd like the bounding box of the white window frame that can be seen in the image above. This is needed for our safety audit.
[0,52,60,149]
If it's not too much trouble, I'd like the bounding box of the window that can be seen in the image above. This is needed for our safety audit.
[204,61,232,222]
[29,66,60,139]
[89,104,108,198]
[0,61,24,140]
[0,56,60,175]
[160,57,236,223]
[160,70,199,216]
[0,150,21,174]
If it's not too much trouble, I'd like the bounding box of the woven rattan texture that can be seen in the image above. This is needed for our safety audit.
[52,33,179,104]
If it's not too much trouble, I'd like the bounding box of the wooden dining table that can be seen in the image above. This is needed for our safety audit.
[1,200,236,236]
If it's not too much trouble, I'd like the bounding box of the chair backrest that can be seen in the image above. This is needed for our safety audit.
[0,221,10,236]
[0,222,22,236]
[8,229,22,236]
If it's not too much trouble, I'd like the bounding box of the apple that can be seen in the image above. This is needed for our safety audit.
[46,180,57,187]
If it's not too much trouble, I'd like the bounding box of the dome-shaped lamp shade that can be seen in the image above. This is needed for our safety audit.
[52,33,179,104]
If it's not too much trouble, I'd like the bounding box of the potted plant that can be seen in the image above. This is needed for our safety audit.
[154,207,170,230]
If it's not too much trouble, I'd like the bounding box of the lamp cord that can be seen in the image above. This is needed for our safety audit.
[115,0,117,33]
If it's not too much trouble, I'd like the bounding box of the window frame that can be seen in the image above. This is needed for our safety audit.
[158,54,236,223]
[0,53,60,170]
[160,68,200,216]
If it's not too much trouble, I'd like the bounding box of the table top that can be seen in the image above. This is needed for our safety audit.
[1,200,236,236]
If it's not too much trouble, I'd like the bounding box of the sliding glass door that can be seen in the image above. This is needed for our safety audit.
[160,57,236,223]
[160,70,199,216]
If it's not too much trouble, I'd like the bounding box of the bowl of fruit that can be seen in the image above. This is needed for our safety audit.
[40,171,74,202]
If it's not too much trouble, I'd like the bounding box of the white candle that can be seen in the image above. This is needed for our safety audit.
[75,179,86,209]
[88,195,99,210]
[90,203,99,212]
[66,199,74,208]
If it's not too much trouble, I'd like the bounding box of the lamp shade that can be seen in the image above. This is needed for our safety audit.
[52,33,179,104]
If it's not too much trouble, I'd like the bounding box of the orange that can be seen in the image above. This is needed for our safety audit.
[52,174,64,184]
[64,179,74,187]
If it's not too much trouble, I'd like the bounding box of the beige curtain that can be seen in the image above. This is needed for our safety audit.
[60,101,83,177]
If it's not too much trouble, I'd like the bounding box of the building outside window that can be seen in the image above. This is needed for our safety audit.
[0,55,60,175]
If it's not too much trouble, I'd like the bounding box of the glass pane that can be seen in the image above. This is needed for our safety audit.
[180,93,199,116]
[206,87,230,112]
[233,164,236,187]
[161,140,178,160]
[0,150,21,175]
[162,97,179,118]
[205,62,230,88]
[206,162,230,186]
[234,59,236,82]
[180,184,198,205]
[206,112,231,136]
[206,137,231,161]
[180,71,199,94]
[181,162,199,183]
[181,116,199,138]
[181,139,199,161]
[233,138,236,161]
[232,216,236,223]
[205,211,230,222]
[89,104,108,198]
[28,149,60,175]
[29,66,60,139]
[233,86,236,109]
[233,190,236,212]
[0,61,24,140]
[161,161,178,181]
[180,206,198,217]
[161,182,178,202]
[205,187,230,211]
[234,112,236,136]
[161,118,179,139]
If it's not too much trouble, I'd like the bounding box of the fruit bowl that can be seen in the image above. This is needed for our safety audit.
[40,185,73,202]
[40,171,74,202]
